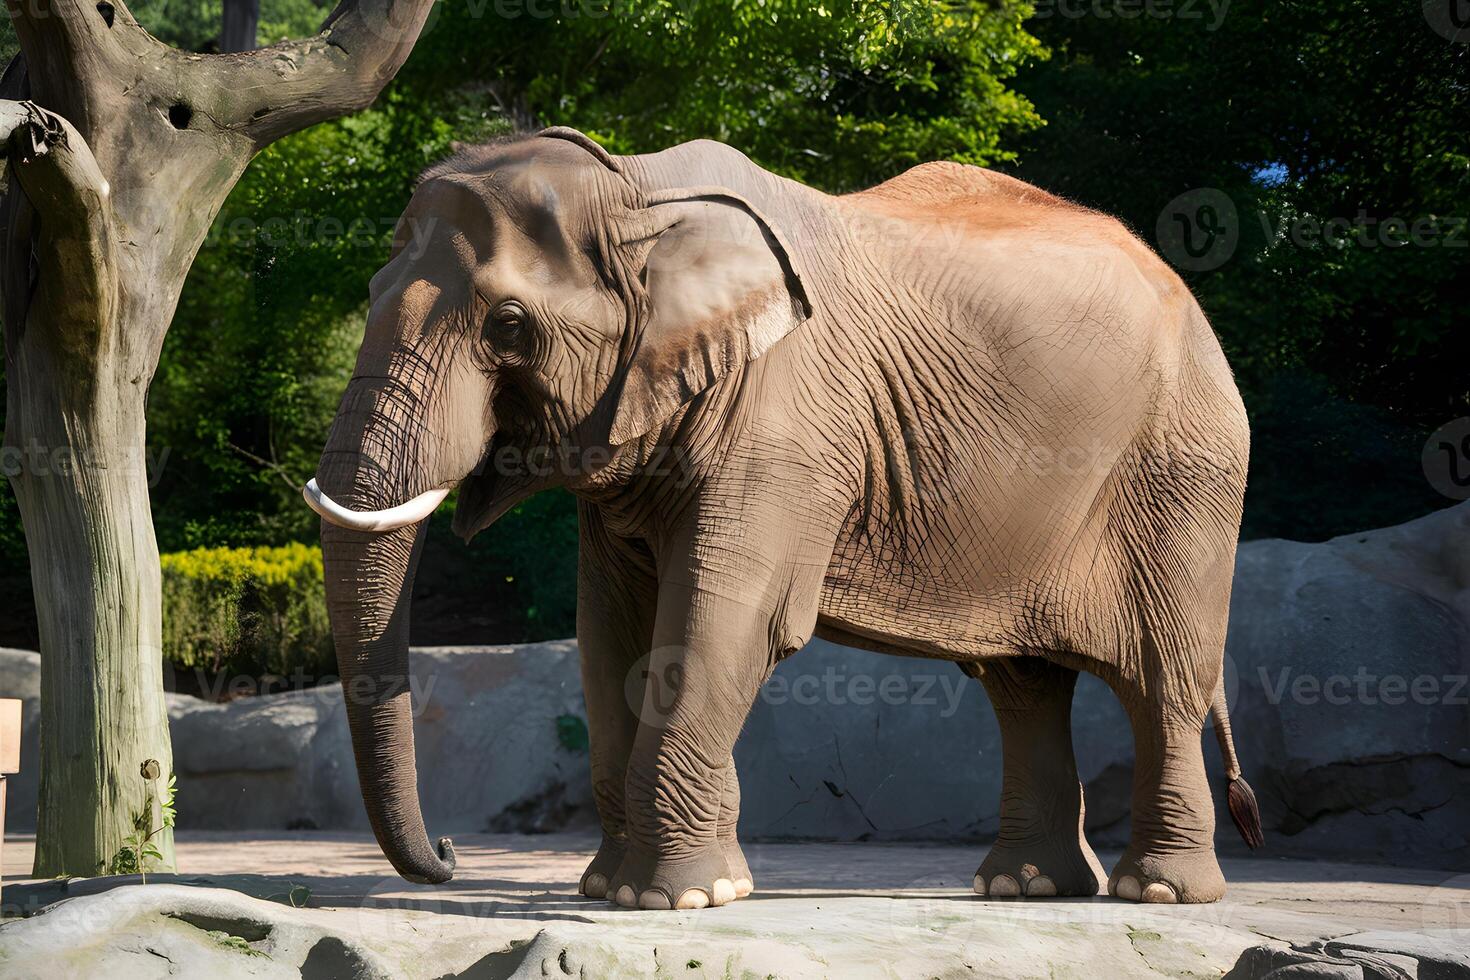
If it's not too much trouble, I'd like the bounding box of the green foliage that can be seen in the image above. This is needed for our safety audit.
[1008,0,1470,539]
[160,543,333,679]
[477,491,581,634]
[417,0,1046,191]
[106,762,176,880]
[149,90,513,553]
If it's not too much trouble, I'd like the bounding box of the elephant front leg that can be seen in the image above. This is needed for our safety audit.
[575,512,658,900]
[609,572,808,910]
[717,763,754,898]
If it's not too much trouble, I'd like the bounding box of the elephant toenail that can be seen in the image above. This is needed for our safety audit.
[1026,875,1057,897]
[711,879,738,905]
[1113,875,1142,901]
[1141,882,1178,904]
[988,874,1021,897]
[972,874,986,896]
[638,889,672,910]
[614,885,638,907]
[582,873,608,898]
[732,877,754,898]
[675,888,710,910]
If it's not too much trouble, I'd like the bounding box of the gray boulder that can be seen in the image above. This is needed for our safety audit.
[1225,933,1470,980]
[169,643,593,835]
[0,643,593,837]
[0,503,1465,869]
[1224,502,1470,867]
[0,884,396,978]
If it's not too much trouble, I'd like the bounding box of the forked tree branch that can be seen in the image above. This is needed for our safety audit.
[3,0,160,122]
[185,0,436,148]
[6,0,432,153]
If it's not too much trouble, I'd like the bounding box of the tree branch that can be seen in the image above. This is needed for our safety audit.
[4,0,162,121]
[0,99,117,340]
[200,0,435,148]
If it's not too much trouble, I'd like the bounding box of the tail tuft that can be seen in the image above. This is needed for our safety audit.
[1227,777,1264,849]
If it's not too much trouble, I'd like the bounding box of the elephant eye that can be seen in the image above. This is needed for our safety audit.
[487,300,528,347]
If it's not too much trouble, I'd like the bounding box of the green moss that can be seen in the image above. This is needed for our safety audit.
[207,931,267,957]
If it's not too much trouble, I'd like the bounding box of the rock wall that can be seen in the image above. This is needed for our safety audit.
[1,503,1466,868]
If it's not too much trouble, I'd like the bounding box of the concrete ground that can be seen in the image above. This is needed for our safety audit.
[2,832,1467,978]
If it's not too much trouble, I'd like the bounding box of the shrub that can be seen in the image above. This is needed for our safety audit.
[160,543,333,682]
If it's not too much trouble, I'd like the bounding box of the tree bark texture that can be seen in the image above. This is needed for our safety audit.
[0,0,433,876]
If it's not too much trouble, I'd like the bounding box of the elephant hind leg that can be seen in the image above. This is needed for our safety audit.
[1099,627,1227,905]
[970,656,1105,899]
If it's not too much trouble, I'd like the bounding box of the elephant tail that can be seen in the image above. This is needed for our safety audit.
[1210,681,1264,850]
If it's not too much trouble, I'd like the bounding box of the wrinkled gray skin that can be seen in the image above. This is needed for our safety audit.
[311,128,1257,910]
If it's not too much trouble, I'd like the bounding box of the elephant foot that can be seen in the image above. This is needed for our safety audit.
[607,844,742,911]
[578,834,627,899]
[1108,847,1225,904]
[973,838,1104,898]
[722,839,755,898]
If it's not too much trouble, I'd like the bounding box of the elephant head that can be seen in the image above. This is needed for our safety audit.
[304,130,811,883]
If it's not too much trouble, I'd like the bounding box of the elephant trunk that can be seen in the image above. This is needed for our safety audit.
[317,438,456,884]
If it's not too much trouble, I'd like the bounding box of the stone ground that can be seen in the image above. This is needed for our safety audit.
[1,832,1467,978]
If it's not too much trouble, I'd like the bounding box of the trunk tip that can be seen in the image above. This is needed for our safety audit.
[438,836,457,871]
[401,836,456,885]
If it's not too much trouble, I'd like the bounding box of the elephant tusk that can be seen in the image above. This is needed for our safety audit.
[303,478,449,533]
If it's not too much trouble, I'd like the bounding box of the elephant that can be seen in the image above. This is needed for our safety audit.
[304,126,1263,911]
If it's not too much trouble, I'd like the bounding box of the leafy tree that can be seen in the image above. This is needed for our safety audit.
[415,0,1046,190]
[1007,0,1470,539]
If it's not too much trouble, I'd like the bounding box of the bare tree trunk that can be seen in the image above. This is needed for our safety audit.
[7,353,172,875]
[221,0,259,53]
[0,0,434,877]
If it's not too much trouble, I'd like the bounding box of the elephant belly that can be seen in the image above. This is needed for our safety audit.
[815,488,1120,664]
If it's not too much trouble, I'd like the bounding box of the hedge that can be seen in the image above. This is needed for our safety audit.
[160,543,333,681]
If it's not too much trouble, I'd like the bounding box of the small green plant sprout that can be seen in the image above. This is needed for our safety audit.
[106,759,177,881]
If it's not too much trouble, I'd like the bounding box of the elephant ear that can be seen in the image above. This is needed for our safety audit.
[609,188,813,445]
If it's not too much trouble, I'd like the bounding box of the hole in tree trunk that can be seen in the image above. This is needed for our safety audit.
[96,2,115,26]
[168,103,193,130]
